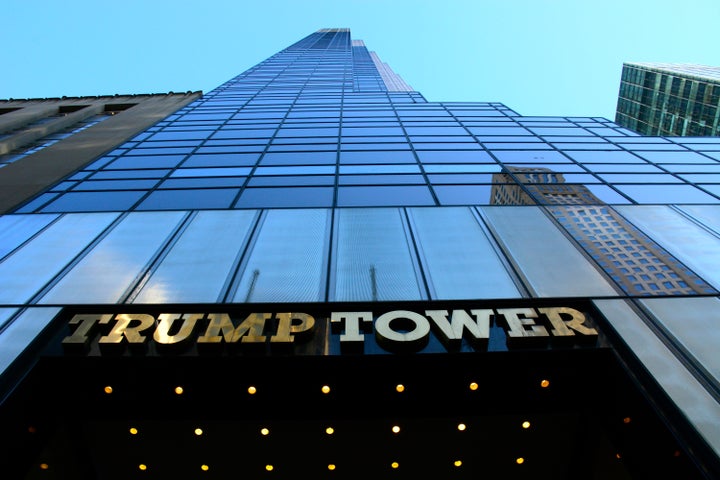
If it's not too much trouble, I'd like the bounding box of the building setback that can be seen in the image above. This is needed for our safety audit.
[1,29,720,479]
[616,62,720,136]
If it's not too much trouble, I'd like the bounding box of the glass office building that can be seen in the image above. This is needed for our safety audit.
[616,62,720,136]
[2,29,720,479]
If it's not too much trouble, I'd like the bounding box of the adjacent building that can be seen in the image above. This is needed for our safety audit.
[616,62,720,136]
[2,29,720,479]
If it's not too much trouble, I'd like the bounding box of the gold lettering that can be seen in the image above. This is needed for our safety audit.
[153,313,203,344]
[62,314,112,345]
[99,314,155,344]
[497,308,549,338]
[271,312,315,343]
[196,313,268,343]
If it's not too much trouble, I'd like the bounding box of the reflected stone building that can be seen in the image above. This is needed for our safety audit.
[616,62,720,136]
[2,29,720,479]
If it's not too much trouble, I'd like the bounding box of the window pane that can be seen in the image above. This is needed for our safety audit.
[41,191,147,212]
[236,187,334,208]
[408,207,520,299]
[332,208,424,301]
[137,188,240,210]
[232,209,330,302]
[0,307,61,376]
[338,186,434,207]
[0,213,119,303]
[616,205,720,290]
[39,211,186,304]
[0,214,58,260]
[134,210,258,303]
[480,206,618,296]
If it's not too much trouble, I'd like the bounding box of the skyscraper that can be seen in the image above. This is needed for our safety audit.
[615,62,720,136]
[2,29,720,479]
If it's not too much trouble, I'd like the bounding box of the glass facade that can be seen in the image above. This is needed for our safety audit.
[1,29,720,478]
[616,62,720,136]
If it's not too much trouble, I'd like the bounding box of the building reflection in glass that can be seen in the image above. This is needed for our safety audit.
[491,166,717,296]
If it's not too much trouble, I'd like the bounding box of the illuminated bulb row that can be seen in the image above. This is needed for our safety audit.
[103,379,553,398]
[126,420,532,439]
[53,458,530,473]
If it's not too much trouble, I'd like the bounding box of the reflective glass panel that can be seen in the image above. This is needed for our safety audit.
[39,211,186,304]
[0,213,119,303]
[0,214,58,260]
[232,209,329,302]
[408,207,520,299]
[332,208,424,301]
[480,206,618,296]
[134,210,258,303]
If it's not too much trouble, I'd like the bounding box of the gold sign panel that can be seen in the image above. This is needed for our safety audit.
[62,306,599,355]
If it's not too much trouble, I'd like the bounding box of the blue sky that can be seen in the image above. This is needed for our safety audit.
[2,0,719,120]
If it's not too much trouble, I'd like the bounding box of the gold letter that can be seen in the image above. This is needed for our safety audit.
[271,312,315,343]
[197,313,268,343]
[99,314,155,344]
[62,314,112,345]
[153,313,203,344]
